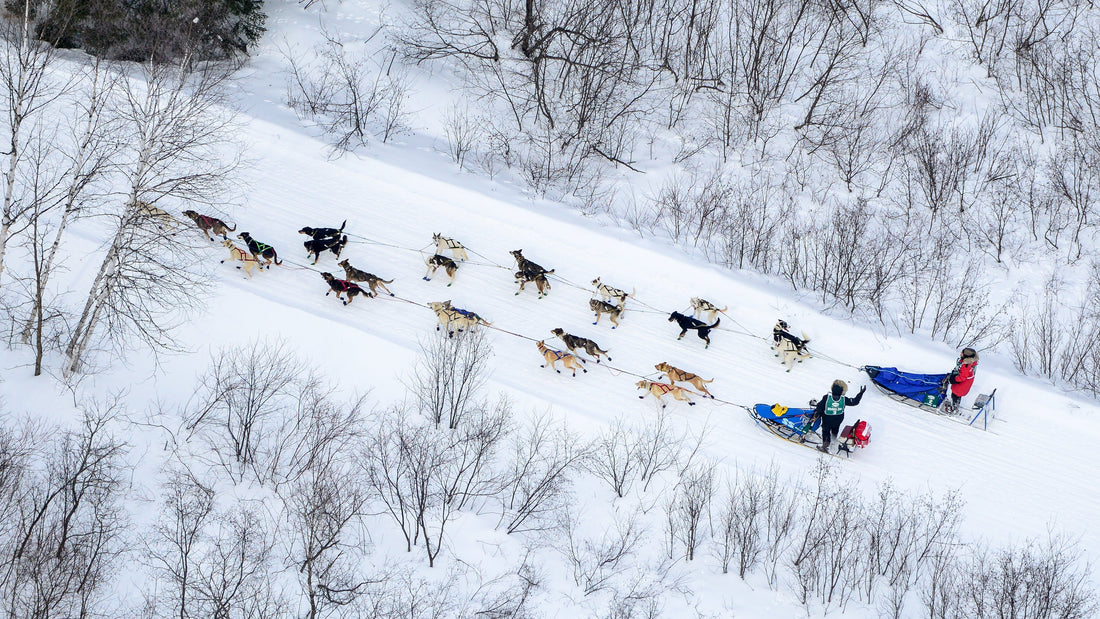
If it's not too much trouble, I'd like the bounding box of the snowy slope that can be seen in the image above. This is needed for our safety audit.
[2,1,1098,616]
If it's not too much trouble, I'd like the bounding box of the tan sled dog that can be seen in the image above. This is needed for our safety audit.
[654,362,714,398]
[636,380,696,408]
[428,301,490,336]
[535,340,586,377]
[433,233,469,261]
[134,200,176,228]
[689,297,727,323]
[220,239,259,279]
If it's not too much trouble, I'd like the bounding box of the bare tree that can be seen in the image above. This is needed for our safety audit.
[499,415,586,535]
[584,418,639,499]
[563,507,647,596]
[409,330,493,429]
[0,402,129,619]
[143,470,217,619]
[19,58,120,345]
[0,0,70,288]
[65,55,239,374]
[664,462,715,561]
[286,455,372,618]
[192,506,289,619]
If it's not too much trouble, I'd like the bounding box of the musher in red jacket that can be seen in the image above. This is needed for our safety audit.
[946,348,979,412]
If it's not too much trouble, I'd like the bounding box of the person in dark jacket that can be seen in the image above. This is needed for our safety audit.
[945,348,979,412]
[814,379,865,454]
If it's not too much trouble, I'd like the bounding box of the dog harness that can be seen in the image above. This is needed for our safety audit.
[647,382,674,394]
[252,240,273,253]
[333,279,357,292]
[440,237,462,249]
[198,214,216,227]
[453,308,476,318]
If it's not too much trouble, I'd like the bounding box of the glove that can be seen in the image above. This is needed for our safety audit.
[858,385,866,395]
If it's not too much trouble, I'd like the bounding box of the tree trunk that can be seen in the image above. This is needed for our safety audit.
[65,236,121,373]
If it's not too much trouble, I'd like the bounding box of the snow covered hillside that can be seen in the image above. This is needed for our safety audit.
[1,0,1099,617]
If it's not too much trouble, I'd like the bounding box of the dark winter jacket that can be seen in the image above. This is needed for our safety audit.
[814,388,865,417]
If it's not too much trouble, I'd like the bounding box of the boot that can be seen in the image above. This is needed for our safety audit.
[818,440,830,453]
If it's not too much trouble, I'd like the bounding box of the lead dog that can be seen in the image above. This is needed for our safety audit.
[299,220,346,240]
[535,340,586,377]
[668,312,719,348]
[773,320,811,371]
[551,328,610,362]
[220,239,260,279]
[183,209,235,241]
[134,201,176,229]
[592,277,632,308]
[636,380,696,408]
[237,232,282,267]
[423,254,458,285]
[689,297,727,323]
[432,233,469,261]
[515,270,551,298]
[337,259,394,296]
[589,298,623,328]
[321,272,371,305]
[654,362,714,398]
[428,300,490,336]
[304,234,348,264]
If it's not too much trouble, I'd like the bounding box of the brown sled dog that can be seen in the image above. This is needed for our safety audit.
[220,239,260,279]
[551,328,610,363]
[515,270,552,298]
[636,380,696,408]
[321,272,371,305]
[654,362,714,398]
[589,298,623,328]
[183,210,235,241]
[424,254,458,285]
[338,259,394,296]
[535,340,587,377]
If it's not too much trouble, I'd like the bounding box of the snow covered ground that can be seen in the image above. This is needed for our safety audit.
[2,1,1098,616]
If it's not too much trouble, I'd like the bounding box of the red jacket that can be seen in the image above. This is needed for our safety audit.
[951,362,977,397]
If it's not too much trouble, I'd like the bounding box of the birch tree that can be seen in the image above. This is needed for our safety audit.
[65,55,239,374]
[0,0,69,288]
[20,59,120,344]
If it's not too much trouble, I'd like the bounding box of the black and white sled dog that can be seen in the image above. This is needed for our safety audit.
[772,319,811,371]
[689,297,727,323]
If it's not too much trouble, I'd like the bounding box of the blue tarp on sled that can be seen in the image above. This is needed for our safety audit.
[750,404,822,444]
[864,366,948,412]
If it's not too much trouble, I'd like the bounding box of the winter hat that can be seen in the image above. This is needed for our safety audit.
[960,348,979,363]
[831,379,848,398]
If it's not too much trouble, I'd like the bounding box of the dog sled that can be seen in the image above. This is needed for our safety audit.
[863,366,948,413]
[864,366,997,429]
[749,404,870,457]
